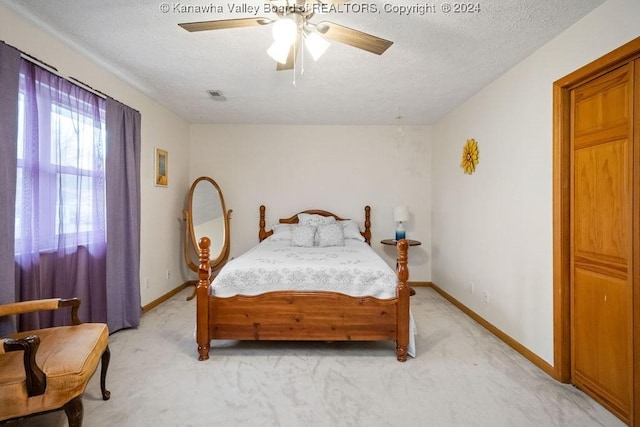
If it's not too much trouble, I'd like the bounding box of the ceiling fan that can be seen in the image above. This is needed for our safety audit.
[178,0,393,71]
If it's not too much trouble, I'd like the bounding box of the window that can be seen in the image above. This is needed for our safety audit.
[15,63,106,253]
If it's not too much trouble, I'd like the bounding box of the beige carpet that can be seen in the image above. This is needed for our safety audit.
[12,287,622,426]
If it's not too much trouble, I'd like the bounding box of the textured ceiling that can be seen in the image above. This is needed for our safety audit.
[4,0,604,125]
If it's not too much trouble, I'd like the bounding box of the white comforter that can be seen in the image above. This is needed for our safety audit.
[211,238,398,298]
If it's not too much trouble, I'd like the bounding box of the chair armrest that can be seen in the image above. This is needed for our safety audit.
[2,336,47,396]
[0,298,81,325]
[58,298,81,325]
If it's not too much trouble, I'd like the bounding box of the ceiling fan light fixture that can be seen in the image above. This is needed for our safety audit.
[271,17,297,46]
[304,32,330,61]
[267,40,291,64]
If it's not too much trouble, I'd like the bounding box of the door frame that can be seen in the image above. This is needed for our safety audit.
[553,36,640,422]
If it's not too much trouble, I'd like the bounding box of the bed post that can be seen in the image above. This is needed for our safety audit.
[259,205,269,242]
[396,239,409,362]
[196,237,211,361]
[363,205,371,244]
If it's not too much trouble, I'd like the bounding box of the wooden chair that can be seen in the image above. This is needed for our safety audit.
[0,298,110,426]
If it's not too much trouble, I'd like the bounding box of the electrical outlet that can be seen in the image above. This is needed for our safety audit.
[469,282,474,294]
[166,270,171,280]
[483,290,489,304]
[144,278,150,289]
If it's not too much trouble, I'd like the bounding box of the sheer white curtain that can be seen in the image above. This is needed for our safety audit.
[14,59,108,329]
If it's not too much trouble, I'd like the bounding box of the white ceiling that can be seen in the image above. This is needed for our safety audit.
[4,0,604,125]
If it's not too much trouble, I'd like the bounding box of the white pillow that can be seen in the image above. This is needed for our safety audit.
[291,225,316,247]
[317,223,345,247]
[298,213,336,227]
[270,223,293,241]
[340,220,365,241]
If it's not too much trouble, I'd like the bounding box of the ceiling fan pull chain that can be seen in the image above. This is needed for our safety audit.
[300,36,305,75]
[292,36,297,86]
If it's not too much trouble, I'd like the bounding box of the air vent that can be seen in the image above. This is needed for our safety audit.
[207,90,227,101]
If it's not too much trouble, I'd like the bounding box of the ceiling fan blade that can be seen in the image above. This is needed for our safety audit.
[276,55,293,71]
[276,35,301,71]
[316,21,393,55]
[179,17,271,32]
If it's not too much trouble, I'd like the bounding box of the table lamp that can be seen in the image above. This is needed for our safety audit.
[393,206,410,241]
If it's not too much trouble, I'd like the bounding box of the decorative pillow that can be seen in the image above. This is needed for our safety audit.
[340,220,365,241]
[317,223,345,247]
[298,213,336,227]
[270,223,293,241]
[291,225,316,247]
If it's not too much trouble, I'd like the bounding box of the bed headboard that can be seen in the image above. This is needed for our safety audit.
[259,205,371,244]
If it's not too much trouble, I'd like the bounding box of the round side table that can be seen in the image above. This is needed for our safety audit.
[380,239,421,296]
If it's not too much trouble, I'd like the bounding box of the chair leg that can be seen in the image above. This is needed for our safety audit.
[63,396,83,427]
[100,345,111,400]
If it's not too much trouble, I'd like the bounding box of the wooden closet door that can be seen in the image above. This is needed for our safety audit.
[570,63,634,423]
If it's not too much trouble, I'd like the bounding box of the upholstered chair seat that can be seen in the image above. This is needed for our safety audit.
[0,298,110,426]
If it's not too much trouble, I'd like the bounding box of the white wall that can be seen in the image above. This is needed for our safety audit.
[431,0,640,365]
[189,124,432,281]
[0,4,192,306]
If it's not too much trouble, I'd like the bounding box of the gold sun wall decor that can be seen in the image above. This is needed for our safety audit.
[461,138,479,175]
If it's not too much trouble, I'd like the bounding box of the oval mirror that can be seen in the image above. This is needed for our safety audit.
[184,177,231,295]
[191,179,224,260]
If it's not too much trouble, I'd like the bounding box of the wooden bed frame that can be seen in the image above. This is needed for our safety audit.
[195,205,411,361]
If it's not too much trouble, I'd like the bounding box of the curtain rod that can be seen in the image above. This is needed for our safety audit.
[18,47,106,99]
[4,40,139,112]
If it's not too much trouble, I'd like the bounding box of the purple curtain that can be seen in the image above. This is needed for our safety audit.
[0,42,21,336]
[15,60,107,329]
[105,98,141,331]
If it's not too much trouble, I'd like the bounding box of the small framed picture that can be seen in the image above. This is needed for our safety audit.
[155,148,168,187]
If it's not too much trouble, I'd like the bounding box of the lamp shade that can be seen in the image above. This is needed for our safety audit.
[272,18,297,46]
[267,41,291,64]
[393,206,410,223]
[305,32,330,61]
